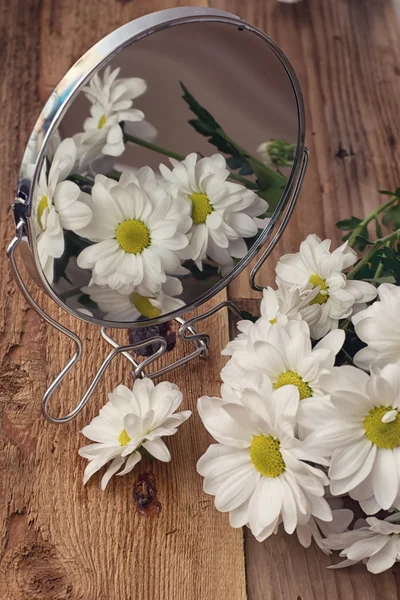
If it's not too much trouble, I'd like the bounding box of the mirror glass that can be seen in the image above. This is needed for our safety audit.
[31,20,300,325]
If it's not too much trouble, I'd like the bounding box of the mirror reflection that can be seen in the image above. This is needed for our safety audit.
[32,21,299,324]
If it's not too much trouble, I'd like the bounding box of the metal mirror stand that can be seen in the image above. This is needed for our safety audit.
[7,148,308,425]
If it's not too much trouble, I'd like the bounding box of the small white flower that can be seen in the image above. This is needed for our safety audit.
[75,66,146,166]
[76,169,191,295]
[159,153,269,270]
[81,276,185,322]
[79,378,191,490]
[35,138,92,280]
[325,513,400,574]
[276,234,377,339]
[301,362,400,513]
[221,321,344,437]
[197,376,331,541]
[353,283,400,370]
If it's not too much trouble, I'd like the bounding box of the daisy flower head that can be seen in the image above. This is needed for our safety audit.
[353,283,400,370]
[197,375,332,541]
[325,513,400,574]
[300,362,400,513]
[275,234,377,339]
[81,276,185,322]
[35,137,92,280]
[76,171,191,295]
[79,378,191,490]
[159,153,269,270]
[75,66,146,167]
[221,320,344,436]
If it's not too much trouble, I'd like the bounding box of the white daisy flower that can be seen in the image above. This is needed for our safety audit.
[81,276,185,322]
[159,153,269,270]
[296,495,353,554]
[75,66,146,167]
[79,378,191,490]
[275,234,377,339]
[221,321,344,438]
[35,138,92,280]
[353,283,400,370]
[76,170,191,295]
[197,376,331,541]
[300,362,400,512]
[325,513,400,574]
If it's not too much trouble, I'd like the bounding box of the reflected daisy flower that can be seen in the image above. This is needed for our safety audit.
[75,66,147,167]
[159,153,269,270]
[197,376,331,542]
[81,277,185,322]
[300,362,400,513]
[35,138,92,280]
[353,283,400,370]
[325,513,400,574]
[79,378,191,490]
[76,172,191,295]
[276,234,377,339]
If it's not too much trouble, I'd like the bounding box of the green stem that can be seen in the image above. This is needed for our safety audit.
[123,134,261,191]
[347,229,400,279]
[69,174,94,186]
[347,195,398,247]
[60,287,82,300]
[373,240,393,280]
[341,347,354,365]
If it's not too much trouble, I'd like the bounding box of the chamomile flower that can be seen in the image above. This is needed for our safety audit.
[197,376,332,542]
[300,362,400,512]
[221,321,344,437]
[35,138,92,280]
[79,378,191,490]
[75,66,146,167]
[275,234,377,339]
[159,153,269,270]
[325,513,400,574]
[76,172,191,295]
[353,283,400,370]
[81,277,185,322]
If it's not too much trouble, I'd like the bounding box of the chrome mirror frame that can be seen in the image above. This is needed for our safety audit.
[7,6,308,423]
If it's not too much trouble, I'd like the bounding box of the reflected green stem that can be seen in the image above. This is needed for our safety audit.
[59,287,82,300]
[123,133,260,191]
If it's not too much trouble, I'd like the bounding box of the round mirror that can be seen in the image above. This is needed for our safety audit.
[19,7,305,328]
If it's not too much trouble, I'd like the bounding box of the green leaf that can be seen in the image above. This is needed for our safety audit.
[336,216,362,231]
[382,202,400,229]
[240,310,259,323]
[375,217,383,238]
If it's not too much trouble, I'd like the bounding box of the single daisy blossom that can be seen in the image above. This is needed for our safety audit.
[275,234,377,339]
[221,321,344,437]
[197,376,332,542]
[353,283,400,370]
[300,362,400,512]
[76,171,191,295]
[75,66,146,166]
[159,153,269,270]
[325,513,400,574]
[81,276,185,322]
[79,378,191,490]
[35,138,92,280]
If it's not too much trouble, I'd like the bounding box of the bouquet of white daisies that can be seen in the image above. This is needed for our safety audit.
[196,189,400,574]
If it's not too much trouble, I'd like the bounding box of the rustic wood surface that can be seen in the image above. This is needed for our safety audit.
[1,0,400,599]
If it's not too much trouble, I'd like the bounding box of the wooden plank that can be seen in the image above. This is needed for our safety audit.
[0,1,247,599]
[212,0,400,597]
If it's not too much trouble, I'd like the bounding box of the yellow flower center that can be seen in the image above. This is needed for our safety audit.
[270,317,277,324]
[132,293,161,319]
[364,406,400,449]
[98,115,107,129]
[116,219,151,254]
[37,195,49,231]
[308,274,329,305]
[250,435,286,477]
[119,428,131,446]
[274,371,312,400]
[189,192,214,224]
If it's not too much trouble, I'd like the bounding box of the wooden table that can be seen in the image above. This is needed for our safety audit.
[1,0,400,598]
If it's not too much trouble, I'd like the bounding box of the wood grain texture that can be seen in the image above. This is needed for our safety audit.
[0,1,246,599]
[3,0,400,598]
